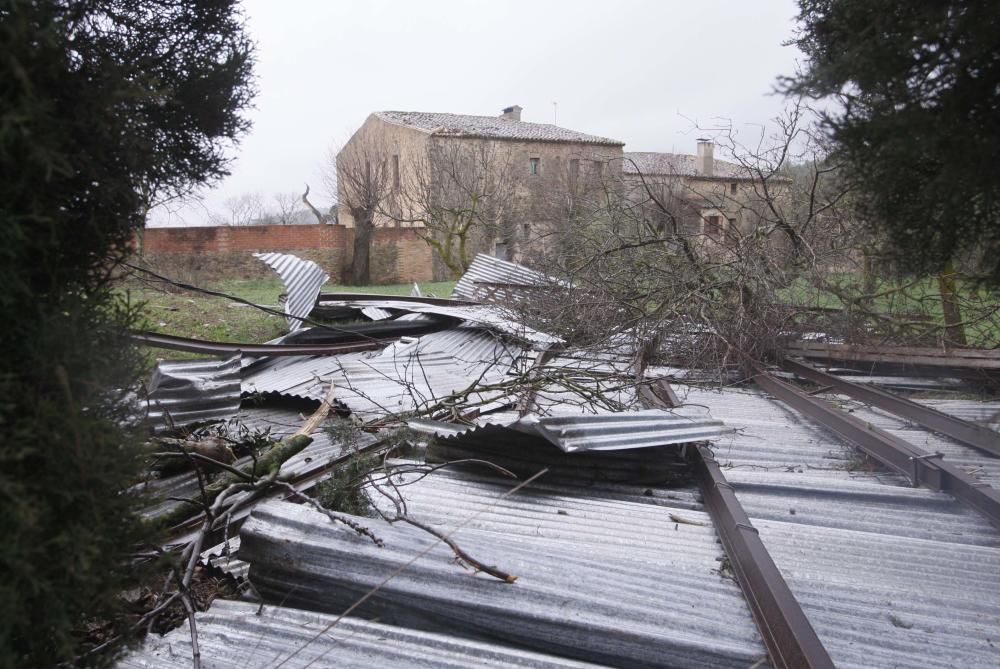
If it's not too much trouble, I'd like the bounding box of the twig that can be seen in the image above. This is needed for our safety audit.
[275,468,550,669]
[396,516,517,583]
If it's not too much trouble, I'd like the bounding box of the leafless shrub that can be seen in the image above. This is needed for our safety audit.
[511,103,1000,381]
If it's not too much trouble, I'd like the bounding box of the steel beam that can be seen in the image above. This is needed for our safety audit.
[754,372,1000,529]
[787,342,1000,370]
[782,357,1000,458]
[132,331,388,356]
[696,446,835,669]
[317,292,477,307]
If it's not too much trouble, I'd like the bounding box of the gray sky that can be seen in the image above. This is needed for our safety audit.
[151,0,803,226]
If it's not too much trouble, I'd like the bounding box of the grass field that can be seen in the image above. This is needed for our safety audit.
[127,277,456,360]
[778,274,999,347]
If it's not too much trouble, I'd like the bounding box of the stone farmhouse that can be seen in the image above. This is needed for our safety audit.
[337,106,780,272]
[337,106,624,269]
[623,140,780,244]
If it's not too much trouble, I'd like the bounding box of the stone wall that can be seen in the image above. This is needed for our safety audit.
[138,224,433,284]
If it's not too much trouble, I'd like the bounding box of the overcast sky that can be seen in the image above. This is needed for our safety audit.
[151,0,803,226]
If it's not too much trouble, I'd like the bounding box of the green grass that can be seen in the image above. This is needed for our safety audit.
[778,273,1000,347]
[125,278,457,360]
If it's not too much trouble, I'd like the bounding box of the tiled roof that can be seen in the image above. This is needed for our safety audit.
[375,111,625,146]
[623,151,749,179]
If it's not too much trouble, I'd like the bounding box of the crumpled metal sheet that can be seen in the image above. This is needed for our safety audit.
[360,306,393,321]
[145,355,242,431]
[253,252,329,331]
[118,599,608,668]
[411,409,728,453]
[452,253,565,303]
[310,296,560,347]
[242,329,525,420]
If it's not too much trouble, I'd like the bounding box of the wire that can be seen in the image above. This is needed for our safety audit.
[121,260,386,342]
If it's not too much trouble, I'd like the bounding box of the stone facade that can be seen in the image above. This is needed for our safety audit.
[623,141,790,246]
[337,108,624,277]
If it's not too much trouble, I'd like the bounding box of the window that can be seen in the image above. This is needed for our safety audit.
[522,222,531,238]
[392,155,400,191]
[569,158,579,183]
[730,182,738,195]
[529,157,540,175]
[704,215,723,240]
[592,160,603,177]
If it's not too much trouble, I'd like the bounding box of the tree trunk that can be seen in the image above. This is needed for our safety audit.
[861,251,875,309]
[351,209,373,285]
[938,260,967,347]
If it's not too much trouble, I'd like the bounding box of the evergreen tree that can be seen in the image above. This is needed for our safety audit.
[0,1,255,664]
[785,0,1000,282]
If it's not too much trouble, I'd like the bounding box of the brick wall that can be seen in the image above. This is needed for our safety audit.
[138,224,433,284]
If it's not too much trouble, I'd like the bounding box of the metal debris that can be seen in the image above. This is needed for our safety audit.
[782,357,1000,457]
[239,494,766,668]
[452,252,566,303]
[118,599,609,668]
[253,252,329,331]
[145,355,241,430]
[128,252,1000,669]
[412,409,728,453]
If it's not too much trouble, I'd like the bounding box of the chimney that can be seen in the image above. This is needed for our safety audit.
[501,105,522,121]
[696,138,714,177]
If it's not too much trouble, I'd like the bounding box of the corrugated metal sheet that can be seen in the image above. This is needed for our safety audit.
[118,599,610,668]
[413,409,728,453]
[314,296,560,346]
[843,399,1000,488]
[145,355,242,431]
[243,329,527,420]
[922,398,1000,429]
[360,306,392,321]
[823,372,968,392]
[238,480,768,668]
[675,384,1000,668]
[452,253,566,303]
[201,537,250,585]
[254,252,329,331]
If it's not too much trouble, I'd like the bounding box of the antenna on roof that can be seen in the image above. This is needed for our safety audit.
[552,101,557,125]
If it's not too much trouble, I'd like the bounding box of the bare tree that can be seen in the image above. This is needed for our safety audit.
[514,102,1000,380]
[209,192,264,226]
[301,184,334,224]
[335,141,394,284]
[393,139,521,276]
[262,191,304,225]
[511,104,860,377]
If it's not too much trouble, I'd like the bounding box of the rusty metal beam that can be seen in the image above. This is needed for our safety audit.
[696,446,834,669]
[317,292,478,307]
[754,372,1000,529]
[132,330,389,356]
[787,341,1000,370]
[782,358,1000,458]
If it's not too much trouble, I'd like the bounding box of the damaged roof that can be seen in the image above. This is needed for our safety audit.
[376,111,625,146]
[623,151,751,179]
[125,253,1000,669]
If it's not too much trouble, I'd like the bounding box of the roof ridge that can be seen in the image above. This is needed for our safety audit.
[374,110,624,146]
